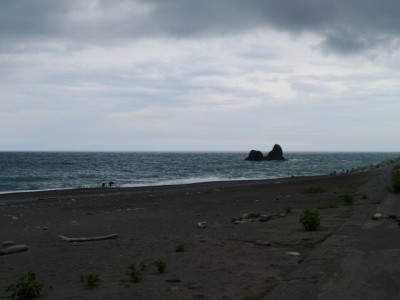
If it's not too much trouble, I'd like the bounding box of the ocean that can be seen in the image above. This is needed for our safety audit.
[0,151,399,194]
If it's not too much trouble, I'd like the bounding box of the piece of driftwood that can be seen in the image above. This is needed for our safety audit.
[0,244,29,255]
[58,234,118,242]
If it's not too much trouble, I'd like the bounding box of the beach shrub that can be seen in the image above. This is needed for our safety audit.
[155,259,167,273]
[6,272,44,299]
[302,186,327,194]
[81,273,100,289]
[128,264,142,283]
[299,209,320,231]
[343,194,354,206]
[175,243,185,252]
[392,170,400,193]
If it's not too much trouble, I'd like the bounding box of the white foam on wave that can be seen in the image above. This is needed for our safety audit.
[119,176,269,188]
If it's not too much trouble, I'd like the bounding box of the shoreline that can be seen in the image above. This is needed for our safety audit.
[0,171,372,203]
[0,164,397,299]
[1,154,399,198]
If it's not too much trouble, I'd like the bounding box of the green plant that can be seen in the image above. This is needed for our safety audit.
[175,243,185,252]
[343,194,354,206]
[299,209,320,231]
[128,264,142,283]
[302,186,327,194]
[154,259,167,273]
[392,170,400,193]
[6,272,44,299]
[81,273,100,289]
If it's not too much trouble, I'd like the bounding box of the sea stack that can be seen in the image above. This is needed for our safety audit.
[245,150,264,161]
[245,144,286,161]
[265,144,285,161]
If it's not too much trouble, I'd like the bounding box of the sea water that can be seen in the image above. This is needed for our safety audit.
[0,151,399,194]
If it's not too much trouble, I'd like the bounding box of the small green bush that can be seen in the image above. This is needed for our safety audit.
[392,171,400,193]
[128,264,142,283]
[175,243,185,252]
[81,273,100,289]
[302,186,327,194]
[6,272,44,300]
[299,209,320,231]
[154,259,167,273]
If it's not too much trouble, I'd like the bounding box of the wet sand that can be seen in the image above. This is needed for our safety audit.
[0,166,393,299]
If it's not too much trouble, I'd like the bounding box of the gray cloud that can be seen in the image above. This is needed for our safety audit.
[0,0,399,55]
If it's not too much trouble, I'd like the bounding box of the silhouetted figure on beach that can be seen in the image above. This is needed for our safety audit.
[109,181,115,188]
[102,183,106,188]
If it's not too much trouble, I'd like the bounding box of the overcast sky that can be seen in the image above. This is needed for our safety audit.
[1,0,399,152]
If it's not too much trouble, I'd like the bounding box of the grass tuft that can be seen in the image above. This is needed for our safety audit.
[81,273,100,289]
[154,259,167,273]
[128,264,142,283]
[6,272,44,299]
[299,209,320,231]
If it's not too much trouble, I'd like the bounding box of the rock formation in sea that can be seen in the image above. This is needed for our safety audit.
[245,150,264,161]
[265,144,286,161]
[245,144,286,161]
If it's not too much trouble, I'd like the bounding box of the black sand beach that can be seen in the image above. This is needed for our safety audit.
[0,165,396,299]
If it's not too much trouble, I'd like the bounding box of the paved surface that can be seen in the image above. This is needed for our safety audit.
[267,174,400,300]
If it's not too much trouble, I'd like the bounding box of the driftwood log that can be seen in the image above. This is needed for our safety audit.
[58,234,118,242]
[0,244,29,255]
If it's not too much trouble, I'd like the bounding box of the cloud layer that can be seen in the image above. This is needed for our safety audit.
[1,0,399,54]
[0,0,399,151]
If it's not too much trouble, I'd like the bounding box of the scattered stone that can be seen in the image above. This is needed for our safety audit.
[258,214,273,222]
[42,226,49,230]
[247,212,260,219]
[232,212,277,224]
[372,213,384,220]
[197,221,207,229]
[86,212,94,215]
[233,220,247,225]
[2,241,13,247]
[166,277,181,283]
[287,251,300,256]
